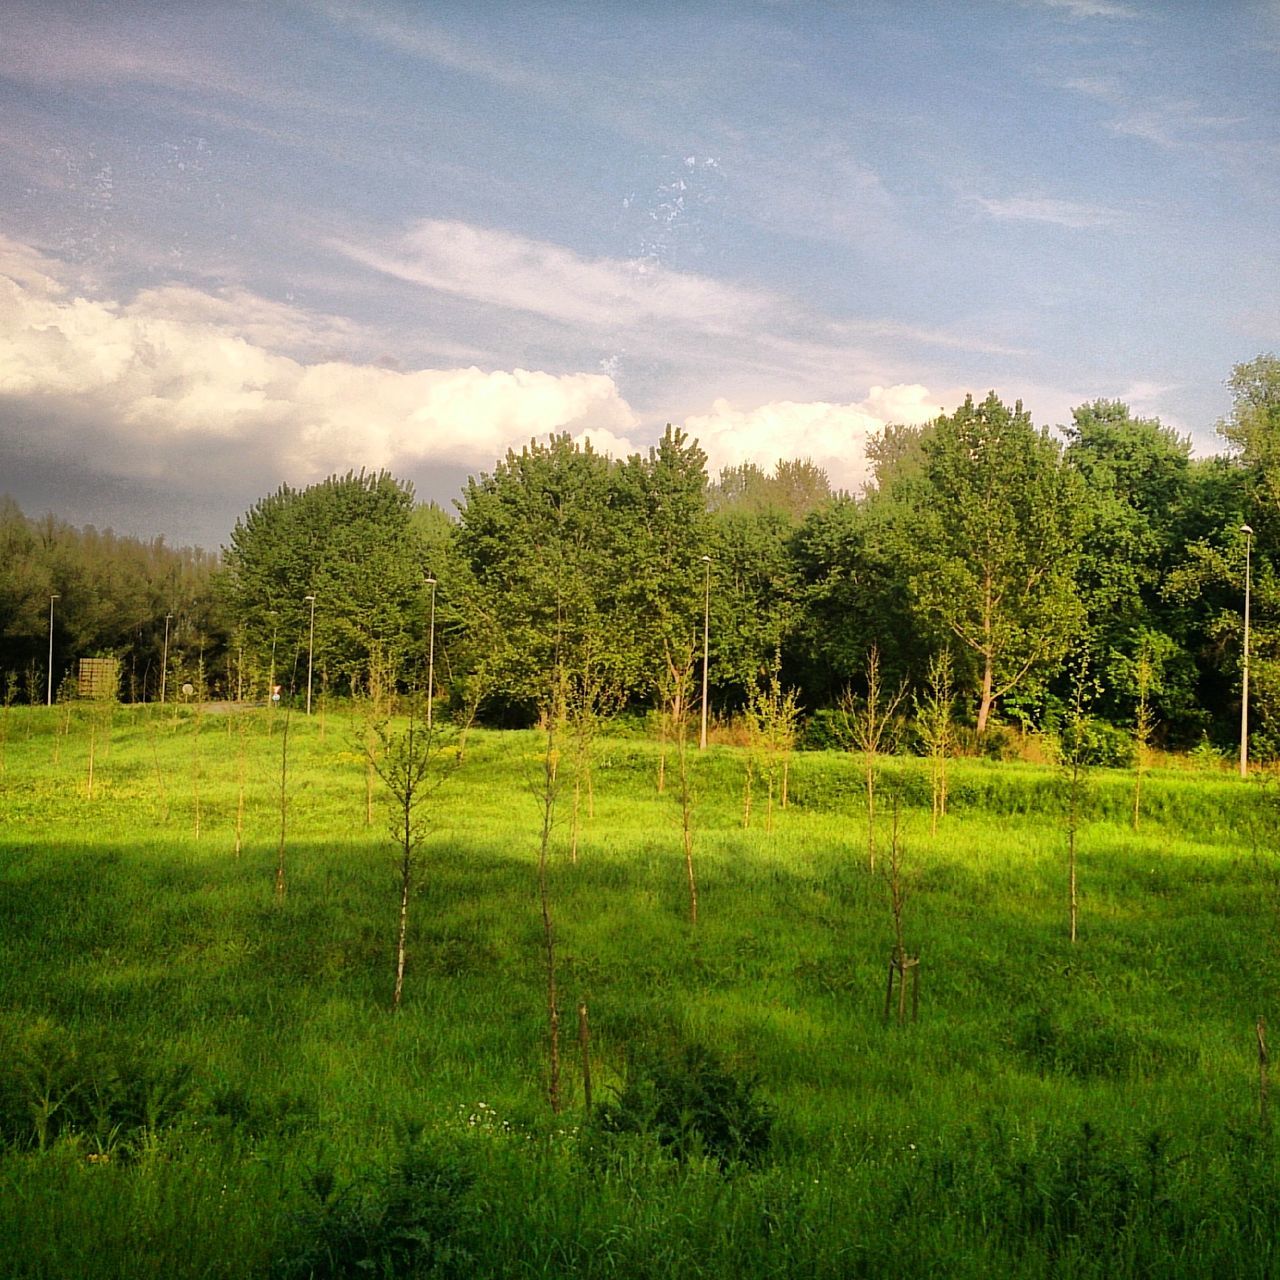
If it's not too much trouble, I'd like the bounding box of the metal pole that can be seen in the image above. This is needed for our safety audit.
[305,595,316,715]
[47,594,59,706]
[268,612,278,703]
[1241,524,1253,778]
[425,575,437,734]
[160,613,172,703]
[699,555,712,751]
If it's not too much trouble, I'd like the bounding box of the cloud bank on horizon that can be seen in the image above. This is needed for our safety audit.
[0,0,1275,544]
[0,233,940,507]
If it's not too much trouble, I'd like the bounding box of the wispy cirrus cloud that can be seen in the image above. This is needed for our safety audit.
[1062,77,1246,151]
[1026,0,1140,18]
[317,0,555,96]
[332,219,775,334]
[970,194,1121,229]
[334,218,1028,378]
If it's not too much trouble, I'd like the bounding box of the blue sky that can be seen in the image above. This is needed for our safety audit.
[1,0,1276,545]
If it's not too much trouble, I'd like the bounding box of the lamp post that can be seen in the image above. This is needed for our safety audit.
[267,610,279,705]
[160,612,173,703]
[304,594,317,715]
[1241,523,1254,779]
[424,574,437,734]
[46,594,60,706]
[699,554,712,751]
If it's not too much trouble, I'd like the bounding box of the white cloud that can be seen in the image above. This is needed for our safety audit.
[971,195,1120,229]
[1029,0,1139,18]
[334,219,773,333]
[318,1,553,97]
[0,239,638,490]
[681,385,943,493]
[125,284,363,356]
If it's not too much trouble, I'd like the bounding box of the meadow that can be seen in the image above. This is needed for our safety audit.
[1,700,1279,1278]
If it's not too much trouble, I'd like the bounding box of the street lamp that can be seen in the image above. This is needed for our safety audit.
[1241,523,1254,779]
[160,612,173,703]
[267,610,279,705]
[424,574,438,734]
[304,594,317,715]
[46,594,60,706]
[699,555,712,751]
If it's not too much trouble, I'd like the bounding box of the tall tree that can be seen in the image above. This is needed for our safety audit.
[1064,400,1194,727]
[1219,354,1280,508]
[613,425,714,698]
[221,470,426,695]
[455,434,622,714]
[908,392,1084,734]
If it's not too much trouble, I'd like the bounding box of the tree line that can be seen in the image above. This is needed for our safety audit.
[3,354,1278,753]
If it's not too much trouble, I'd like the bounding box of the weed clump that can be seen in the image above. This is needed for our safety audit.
[592,1042,773,1170]
[273,1139,475,1280]
[0,1019,194,1156]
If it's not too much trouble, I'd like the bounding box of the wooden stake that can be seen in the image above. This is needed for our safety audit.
[1259,1015,1269,1129]
[883,953,920,1026]
[578,1001,593,1114]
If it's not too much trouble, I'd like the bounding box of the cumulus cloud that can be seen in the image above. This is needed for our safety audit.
[681,385,943,493]
[0,238,638,495]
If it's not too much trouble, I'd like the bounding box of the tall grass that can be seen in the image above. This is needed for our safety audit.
[1,704,1278,1276]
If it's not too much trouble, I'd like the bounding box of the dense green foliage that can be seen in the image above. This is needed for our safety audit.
[3,705,1280,1276]
[6,356,1280,753]
[221,470,432,697]
[0,498,218,701]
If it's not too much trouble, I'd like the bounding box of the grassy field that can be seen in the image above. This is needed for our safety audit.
[1,701,1279,1278]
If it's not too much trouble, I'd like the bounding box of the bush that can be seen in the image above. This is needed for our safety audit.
[0,1019,195,1155]
[274,1139,475,1280]
[1056,717,1136,769]
[592,1042,773,1170]
[798,708,842,752]
[952,724,1019,761]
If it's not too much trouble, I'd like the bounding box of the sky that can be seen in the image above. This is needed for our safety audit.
[1,0,1277,549]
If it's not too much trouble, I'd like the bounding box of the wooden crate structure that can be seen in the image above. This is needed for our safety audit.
[78,657,119,701]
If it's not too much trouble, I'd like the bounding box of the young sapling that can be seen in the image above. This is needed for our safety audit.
[839,646,907,872]
[915,650,955,836]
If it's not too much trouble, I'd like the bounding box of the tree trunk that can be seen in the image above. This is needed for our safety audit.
[393,850,411,1011]
[977,652,995,736]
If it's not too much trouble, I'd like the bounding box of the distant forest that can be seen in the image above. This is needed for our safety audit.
[3,354,1278,755]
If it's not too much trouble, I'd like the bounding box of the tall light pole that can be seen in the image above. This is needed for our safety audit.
[1241,523,1254,779]
[46,594,60,706]
[699,554,712,751]
[304,594,317,715]
[424,574,437,734]
[267,610,279,704]
[160,612,173,703]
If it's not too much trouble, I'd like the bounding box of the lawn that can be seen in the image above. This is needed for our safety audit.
[0,701,1277,1278]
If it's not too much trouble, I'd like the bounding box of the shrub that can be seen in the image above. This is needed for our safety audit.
[1054,717,1135,769]
[592,1042,773,1170]
[274,1140,476,1280]
[798,708,842,752]
[0,1020,196,1155]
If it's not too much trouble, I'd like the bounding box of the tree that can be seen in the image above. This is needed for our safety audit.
[221,471,426,696]
[908,393,1084,735]
[454,435,624,716]
[612,426,714,699]
[1064,400,1192,727]
[708,458,833,521]
[1220,354,1280,509]
[790,495,923,707]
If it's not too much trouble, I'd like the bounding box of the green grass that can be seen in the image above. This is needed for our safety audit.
[1,703,1279,1277]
